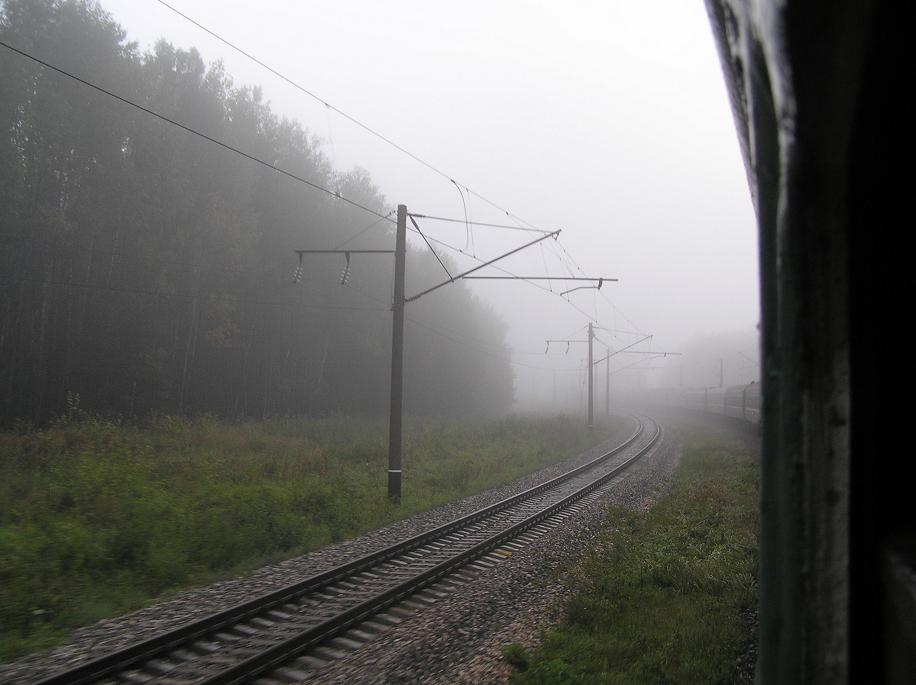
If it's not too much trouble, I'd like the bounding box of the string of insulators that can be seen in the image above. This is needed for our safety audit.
[339,252,351,286]
[292,253,304,284]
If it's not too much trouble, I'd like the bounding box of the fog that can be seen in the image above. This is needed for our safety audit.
[3,0,759,418]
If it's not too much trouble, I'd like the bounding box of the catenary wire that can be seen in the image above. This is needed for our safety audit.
[333,210,397,249]
[0,40,587,314]
[407,213,550,233]
[0,39,616,336]
[404,227,598,321]
[152,0,545,232]
[0,39,393,223]
[0,277,390,312]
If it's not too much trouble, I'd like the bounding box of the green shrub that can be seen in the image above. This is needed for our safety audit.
[502,643,530,671]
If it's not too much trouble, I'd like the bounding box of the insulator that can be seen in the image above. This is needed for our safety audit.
[339,252,352,286]
[292,264,303,284]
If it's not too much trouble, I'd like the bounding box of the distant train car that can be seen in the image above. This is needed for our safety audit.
[742,382,761,424]
[724,385,746,420]
[654,382,760,426]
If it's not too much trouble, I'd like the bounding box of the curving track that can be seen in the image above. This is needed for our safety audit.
[37,416,661,685]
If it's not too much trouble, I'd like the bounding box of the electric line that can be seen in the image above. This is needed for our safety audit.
[0,39,393,223]
[330,263,586,368]
[152,0,545,233]
[333,210,396,249]
[403,227,597,321]
[405,229,560,303]
[465,186,477,257]
[609,354,667,375]
[541,238,645,337]
[3,236,410,317]
[406,317,580,372]
[0,277,389,312]
[8,231,611,366]
[450,181,471,252]
[0,39,613,333]
[552,238,646,334]
[2,234,390,302]
[407,213,550,234]
[409,214,452,281]
[342,276,577,361]
[0,39,592,320]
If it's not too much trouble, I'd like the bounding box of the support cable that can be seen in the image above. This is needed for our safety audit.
[465,186,476,257]
[405,230,560,303]
[0,39,596,321]
[0,39,393,223]
[450,180,471,252]
[0,34,613,331]
[333,210,396,249]
[0,277,388,312]
[409,214,452,280]
[153,0,544,232]
[404,227,597,321]
[407,213,550,234]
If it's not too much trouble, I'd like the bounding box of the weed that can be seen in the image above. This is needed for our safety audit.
[502,643,530,671]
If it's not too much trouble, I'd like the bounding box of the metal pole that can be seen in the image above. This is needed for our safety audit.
[388,205,407,502]
[587,322,594,426]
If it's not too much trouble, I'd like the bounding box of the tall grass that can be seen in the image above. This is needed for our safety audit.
[0,412,620,660]
[506,432,759,684]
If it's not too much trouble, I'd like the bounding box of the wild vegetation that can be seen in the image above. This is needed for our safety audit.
[505,433,758,683]
[0,409,621,660]
[0,0,513,426]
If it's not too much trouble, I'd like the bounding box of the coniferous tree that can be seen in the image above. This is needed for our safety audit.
[0,0,514,424]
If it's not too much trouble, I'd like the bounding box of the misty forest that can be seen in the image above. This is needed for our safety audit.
[0,0,514,426]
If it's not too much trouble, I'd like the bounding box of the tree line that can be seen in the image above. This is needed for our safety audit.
[0,0,514,425]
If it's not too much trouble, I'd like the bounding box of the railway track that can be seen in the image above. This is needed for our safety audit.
[37,416,661,685]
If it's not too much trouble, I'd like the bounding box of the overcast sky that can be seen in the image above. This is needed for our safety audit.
[98,0,758,403]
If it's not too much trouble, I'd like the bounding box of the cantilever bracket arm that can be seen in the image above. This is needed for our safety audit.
[559,276,616,297]
[593,334,654,366]
[295,249,395,255]
[404,229,561,303]
[462,276,617,283]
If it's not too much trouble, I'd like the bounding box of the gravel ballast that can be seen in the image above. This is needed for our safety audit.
[306,420,682,685]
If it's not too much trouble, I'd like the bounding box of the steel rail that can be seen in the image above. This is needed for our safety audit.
[206,417,662,685]
[37,418,648,685]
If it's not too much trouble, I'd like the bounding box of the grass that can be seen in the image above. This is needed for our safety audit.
[506,432,759,684]
[0,410,622,661]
